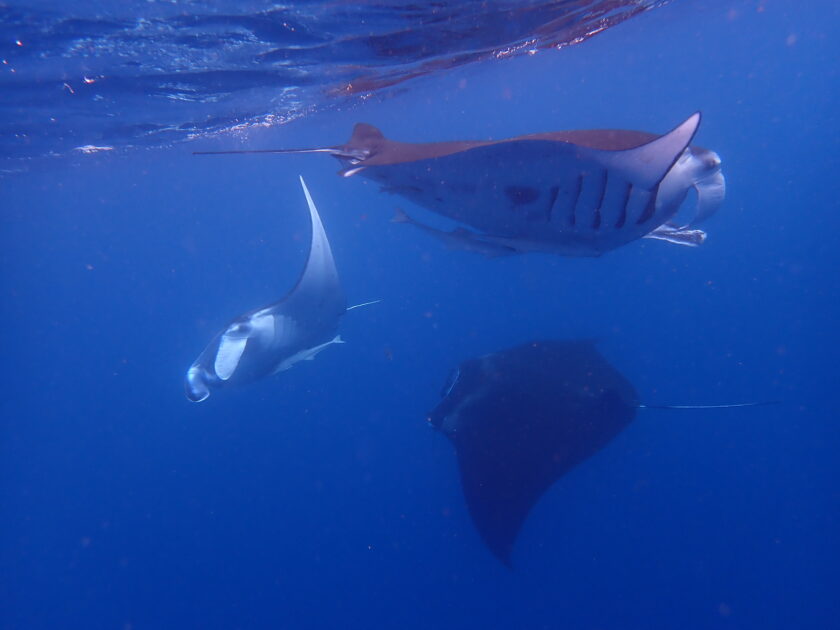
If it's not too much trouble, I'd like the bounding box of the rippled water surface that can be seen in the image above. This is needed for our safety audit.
[0,0,666,165]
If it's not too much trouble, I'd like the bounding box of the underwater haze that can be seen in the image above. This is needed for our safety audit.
[1,1,838,629]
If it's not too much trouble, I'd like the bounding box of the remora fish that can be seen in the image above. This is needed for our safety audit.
[391,207,516,258]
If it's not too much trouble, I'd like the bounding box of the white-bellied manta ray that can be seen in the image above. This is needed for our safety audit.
[195,113,725,257]
[185,177,376,402]
[428,340,774,565]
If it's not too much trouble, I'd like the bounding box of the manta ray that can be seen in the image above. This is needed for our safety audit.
[196,113,724,257]
[185,177,375,402]
[428,340,769,564]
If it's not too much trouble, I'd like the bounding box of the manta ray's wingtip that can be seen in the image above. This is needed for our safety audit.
[601,110,704,189]
[391,208,411,223]
[676,111,702,138]
[298,175,318,214]
[492,548,514,570]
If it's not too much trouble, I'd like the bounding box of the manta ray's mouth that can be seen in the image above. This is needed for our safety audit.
[185,365,211,402]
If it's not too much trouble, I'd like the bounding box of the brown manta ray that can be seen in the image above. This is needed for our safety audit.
[195,113,725,257]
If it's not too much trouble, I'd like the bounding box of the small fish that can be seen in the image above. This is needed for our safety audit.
[391,207,516,258]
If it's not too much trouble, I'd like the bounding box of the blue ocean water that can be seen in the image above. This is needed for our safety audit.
[1,0,838,628]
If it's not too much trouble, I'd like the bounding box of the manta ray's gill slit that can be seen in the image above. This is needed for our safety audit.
[570,175,583,226]
[546,186,560,221]
[616,183,632,228]
[635,184,659,225]
[592,171,608,230]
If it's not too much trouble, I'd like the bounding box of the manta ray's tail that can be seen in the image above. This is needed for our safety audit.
[639,401,780,410]
[346,300,382,311]
[193,147,341,156]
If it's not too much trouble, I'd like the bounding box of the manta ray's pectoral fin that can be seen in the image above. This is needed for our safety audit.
[594,113,701,189]
[644,223,707,247]
[291,177,346,312]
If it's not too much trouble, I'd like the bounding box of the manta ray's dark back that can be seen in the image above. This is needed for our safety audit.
[428,340,638,564]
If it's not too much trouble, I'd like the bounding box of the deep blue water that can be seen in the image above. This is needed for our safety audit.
[1,1,838,629]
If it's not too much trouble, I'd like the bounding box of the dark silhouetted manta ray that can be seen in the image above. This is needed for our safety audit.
[196,113,724,257]
[428,340,773,565]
